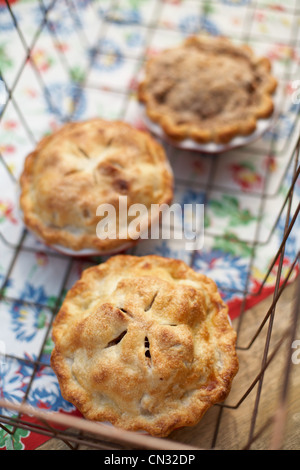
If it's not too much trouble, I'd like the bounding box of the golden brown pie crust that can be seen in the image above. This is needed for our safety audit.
[138,35,278,144]
[20,119,173,252]
[51,254,239,437]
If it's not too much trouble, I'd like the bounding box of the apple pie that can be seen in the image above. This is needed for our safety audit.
[138,35,277,144]
[19,119,173,253]
[51,254,239,437]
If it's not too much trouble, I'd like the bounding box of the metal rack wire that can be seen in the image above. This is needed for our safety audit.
[0,0,299,450]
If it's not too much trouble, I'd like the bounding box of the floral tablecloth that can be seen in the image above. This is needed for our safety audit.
[0,0,299,450]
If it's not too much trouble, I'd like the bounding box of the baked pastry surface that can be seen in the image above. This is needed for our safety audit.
[20,119,173,252]
[51,255,239,437]
[138,35,277,144]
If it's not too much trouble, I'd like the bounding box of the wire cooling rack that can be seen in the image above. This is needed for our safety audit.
[0,0,299,450]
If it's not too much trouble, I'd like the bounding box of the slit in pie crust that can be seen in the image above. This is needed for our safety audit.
[138,35,278,144]
[19,119,173,253]
[50,255,239,437]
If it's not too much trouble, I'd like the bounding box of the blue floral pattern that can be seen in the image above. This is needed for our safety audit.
[263,102,300,142]
[0,6,18,31]
[89,39,124,71]
[27,364,75,412]
[275,215,300,262]
[105,8,141,25]
[45,83,86,121]
[0,359,27,417]
[221,0,251,5]
[193,250,250,300]
[35,2,83,35]
[0,355,74,415]
[179,15,220,36]
[9,283,50,342]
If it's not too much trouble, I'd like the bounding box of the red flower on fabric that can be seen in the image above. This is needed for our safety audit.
[29,48,53,72]
[35,251,49,267]
[0,0,20,4]
[230,162,262,190]
[3,120,17,130]
[0,144,15,153]
[0,200,17,224]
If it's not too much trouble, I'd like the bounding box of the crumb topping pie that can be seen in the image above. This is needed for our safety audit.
[19,119,173,253]
[138,35,278,144]
[51,255,239,437]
